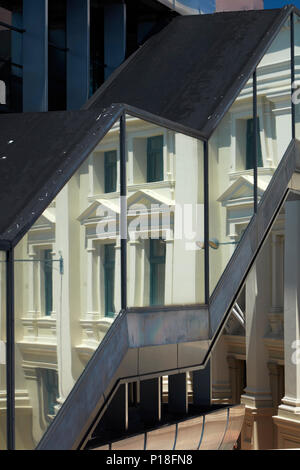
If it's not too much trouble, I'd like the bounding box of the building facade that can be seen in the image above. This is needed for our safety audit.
[0,0,210,114]
[0,4,300,451]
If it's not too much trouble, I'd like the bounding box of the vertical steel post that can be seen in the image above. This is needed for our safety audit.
[120,114,127,311]
[6,248,15,450]
[204,140,210,305]
[291,12,296,140]
[253,70,258,214]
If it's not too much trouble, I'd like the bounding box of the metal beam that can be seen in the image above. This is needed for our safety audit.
[6,248,15,450]
[120,113,127,311]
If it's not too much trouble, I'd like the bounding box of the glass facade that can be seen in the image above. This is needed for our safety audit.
[0,8,297,449]
[208,79,254,295]
[126,114,205,307]
[13,120,121,449]
[256,18,292,202]
[0,19,23,113]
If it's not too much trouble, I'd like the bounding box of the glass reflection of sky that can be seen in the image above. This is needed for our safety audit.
[178,0,216,13]
[264,0,300,8]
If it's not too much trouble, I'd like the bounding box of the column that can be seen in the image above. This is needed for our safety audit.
[268,363,284,408]
[274,200,300,449]
[23,0,48,111]
[104,3,126,80]
[66,0,90,109]
[270,97,292,165]
[241,237,274,450]
[27,246,38,318]
[164,238,173,304]
[114,239,121,314]
[128,240,142,307]
[55,178,81,408]
[172,136,205,304]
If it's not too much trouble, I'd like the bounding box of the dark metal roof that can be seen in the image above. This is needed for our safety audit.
[85,7,291,138]
[0,106,123,246]
[0,6,296,246]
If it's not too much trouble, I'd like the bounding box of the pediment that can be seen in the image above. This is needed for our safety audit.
[127,190,173,215]
[33,209,56,227]
[78,199,120,223]
[218,176,267,204]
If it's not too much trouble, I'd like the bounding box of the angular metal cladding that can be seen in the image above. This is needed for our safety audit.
[0,7,294,247]
[85,8,288,138]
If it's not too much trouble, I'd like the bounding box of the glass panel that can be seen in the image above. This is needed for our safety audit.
[209,79,254,295]
[0,252,6,450]
[257,18,292,200]
[0,11,23,113]
[294,14,300,140]
[125,114,205,307]
[14,120,121,449]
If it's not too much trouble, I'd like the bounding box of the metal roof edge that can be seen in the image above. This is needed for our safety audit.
[202,4,295,139]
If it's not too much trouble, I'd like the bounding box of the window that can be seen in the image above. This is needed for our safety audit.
[149,239,166,306]
[246,118,263,170]
[147,135,164,182]
[104,244,115,317]
[42,369,59,417]
[43,250,53,316]
[104,150,117,193]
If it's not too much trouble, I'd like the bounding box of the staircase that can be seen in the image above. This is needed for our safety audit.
[1,5,295,450]
[34,132,300,450]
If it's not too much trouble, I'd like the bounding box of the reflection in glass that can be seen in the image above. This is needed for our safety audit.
[209,79,254,295]
[256,18,292,199]
[126,114,205,307]
[0,17,23,112]
[13,121,121,449]
[0,252,6,450]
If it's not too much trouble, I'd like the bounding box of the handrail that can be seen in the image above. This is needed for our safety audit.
[87,404,245,451]
[35,141,300,450]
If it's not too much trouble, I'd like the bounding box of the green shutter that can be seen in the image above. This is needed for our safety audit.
[149,239,166,306]
[44,369,59,416]
[104,150,117,193]
[104,244,115,317]
[44,250,53,317]
[147,135,164,183]
[246,118,263,170]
